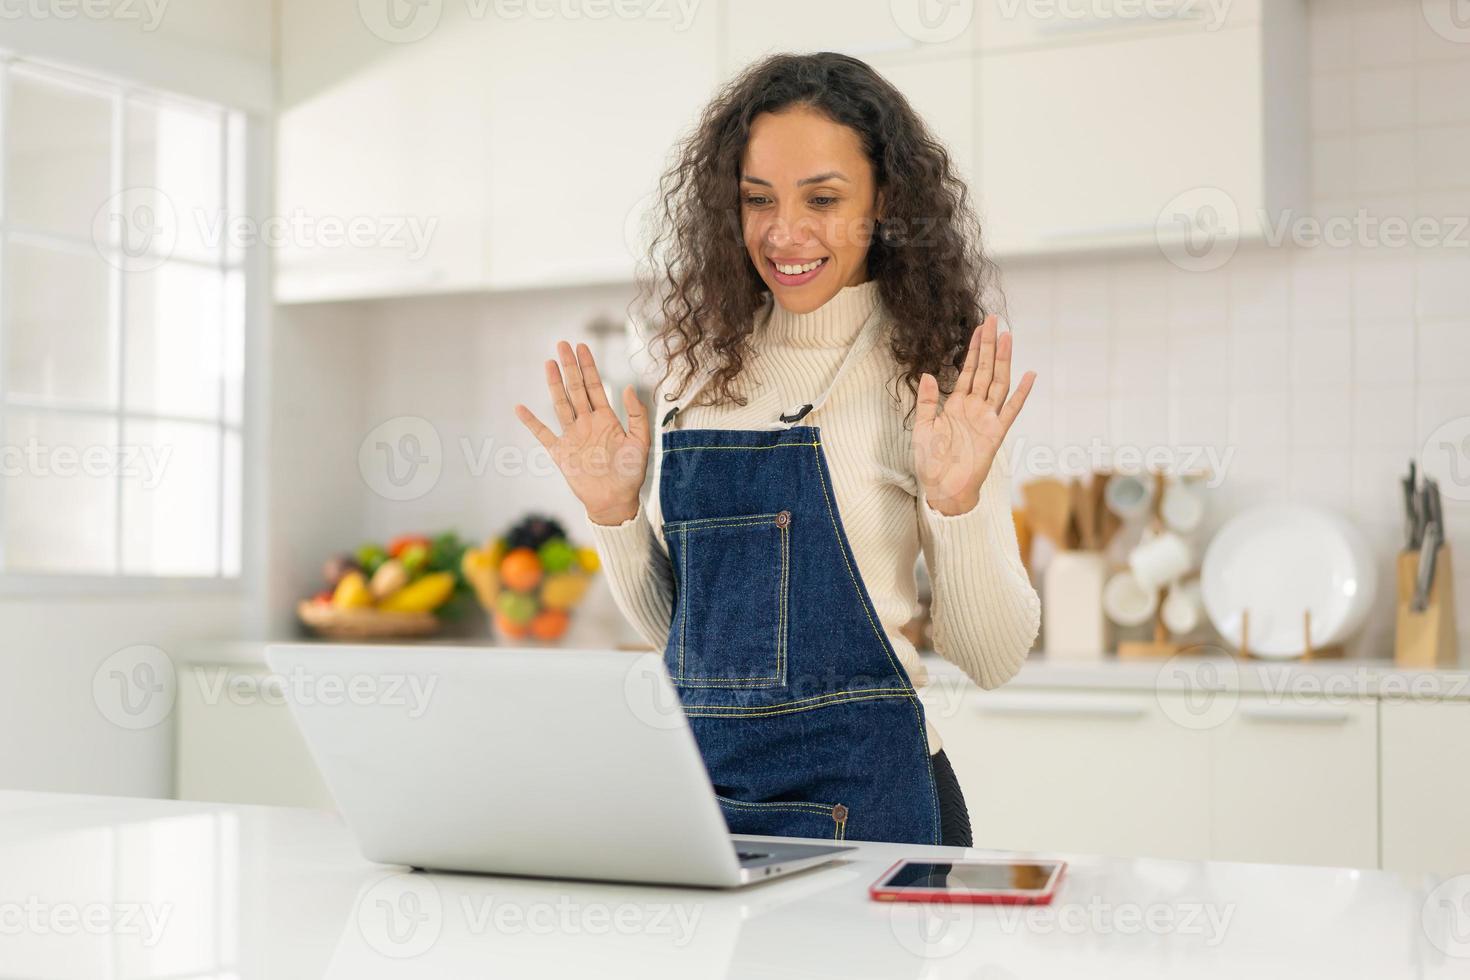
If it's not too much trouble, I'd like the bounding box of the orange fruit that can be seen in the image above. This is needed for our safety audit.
[499,547,542,591]
[529,609,570,640]
[495,610,531,638]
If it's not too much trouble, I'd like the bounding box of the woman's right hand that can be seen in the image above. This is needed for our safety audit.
[514,340,650,526]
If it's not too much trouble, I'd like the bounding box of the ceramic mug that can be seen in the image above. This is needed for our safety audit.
[1161,579,1204,635]
[1160,476,1206,533]
[1103,569,1159,627]
[1128,529,1193,593]
[1104,472,1155,521]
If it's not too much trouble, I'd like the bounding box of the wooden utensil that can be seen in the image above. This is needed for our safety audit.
[1022,478,1073,547]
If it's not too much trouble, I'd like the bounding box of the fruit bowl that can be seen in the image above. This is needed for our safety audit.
[298,532,471,639]
[296,601,441,639]
[462,514,600,642]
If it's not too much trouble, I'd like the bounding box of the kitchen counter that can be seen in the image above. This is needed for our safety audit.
[178,639,1470,701]
[1,789,1465,978]
[919,652,1470,700]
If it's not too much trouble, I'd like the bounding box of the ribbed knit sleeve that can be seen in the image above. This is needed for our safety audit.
[584,500,674,652]
[916,439,1040,689]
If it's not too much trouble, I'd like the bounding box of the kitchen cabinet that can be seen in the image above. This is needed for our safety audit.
[275,2,718,302]
[175,665,334,809]
[975,0,1305,257]
[922,685,1212,859]
[1381,700,1470,874]
[975,0,1263,51]
[1210,697,1378,869]
[722,0,976,70]
[925,680,1378,869]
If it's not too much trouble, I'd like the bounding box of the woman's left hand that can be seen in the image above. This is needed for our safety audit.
[913,314,1036,516]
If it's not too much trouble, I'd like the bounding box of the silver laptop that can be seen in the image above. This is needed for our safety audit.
[265,644,854,888]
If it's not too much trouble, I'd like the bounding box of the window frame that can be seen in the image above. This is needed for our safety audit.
[0,53,252,594]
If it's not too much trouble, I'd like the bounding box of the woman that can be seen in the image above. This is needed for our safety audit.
[514,53,1039,847]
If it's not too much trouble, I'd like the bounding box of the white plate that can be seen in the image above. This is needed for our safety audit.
[1201,503,1377,658]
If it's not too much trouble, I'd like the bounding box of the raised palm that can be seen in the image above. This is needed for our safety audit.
[913,315,1036,516]
[514,341,650,526]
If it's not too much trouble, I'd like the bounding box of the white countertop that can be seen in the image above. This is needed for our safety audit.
[920,653,1470,701]
[2,789,1466,978]
[177,639,1470,701]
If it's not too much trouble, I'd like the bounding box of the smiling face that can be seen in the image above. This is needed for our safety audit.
[740,105,884,315]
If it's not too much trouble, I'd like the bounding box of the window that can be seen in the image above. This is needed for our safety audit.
[0,57,246,582]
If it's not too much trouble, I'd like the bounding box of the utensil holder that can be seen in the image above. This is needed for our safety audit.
[1394,544,1458,668]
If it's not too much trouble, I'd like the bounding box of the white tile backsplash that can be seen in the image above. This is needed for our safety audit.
[996,0,1470,655]
[278,0,1470,655]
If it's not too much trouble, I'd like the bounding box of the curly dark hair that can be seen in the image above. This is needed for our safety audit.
[634,51,1002,423]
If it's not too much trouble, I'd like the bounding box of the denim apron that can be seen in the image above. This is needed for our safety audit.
[656,302,942,846]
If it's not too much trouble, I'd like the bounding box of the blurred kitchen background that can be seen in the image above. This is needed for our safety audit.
[2,0,1469,873]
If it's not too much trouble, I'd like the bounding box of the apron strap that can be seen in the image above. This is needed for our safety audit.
[661,296,886,431]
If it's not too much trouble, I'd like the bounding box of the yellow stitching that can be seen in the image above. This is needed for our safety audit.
[811,437,940,844]
[667,514,783,686]
[678,526,687,679]
[676,669,787,687]
[664,512,781,528]
[716,796,835,813]
[686,692,916,718]
[778,520,789,683]
[663,518,779,533]
[663,442,819,454]
[685,685,907,709]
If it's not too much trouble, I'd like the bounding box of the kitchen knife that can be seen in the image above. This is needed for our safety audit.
[1402,464,1419,550]
[1426,476,1443,535]
[1412,519,1440,613]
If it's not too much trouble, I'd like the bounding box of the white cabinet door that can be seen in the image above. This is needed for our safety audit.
[1210,698,1378,868]
[724,1,977,73]
[924,685,1211,859]
[276,2,719,300]
[975,0,1262,51]
[483,12,720,290]
[1381,700,1470,874]
[176,665,334,809]
[876,55,976,186]
[976,7,1304,258]
[276,12,493,303]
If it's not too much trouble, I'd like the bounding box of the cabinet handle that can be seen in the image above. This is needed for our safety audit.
[1240,704,1350,725]
[978,698,1146,720]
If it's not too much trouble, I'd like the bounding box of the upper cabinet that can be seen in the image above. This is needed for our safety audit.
[274,0,1305,301]
[275,1,718,303]
[975,0,1306,257]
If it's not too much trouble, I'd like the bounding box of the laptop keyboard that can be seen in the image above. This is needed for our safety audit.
[736,851,770,862]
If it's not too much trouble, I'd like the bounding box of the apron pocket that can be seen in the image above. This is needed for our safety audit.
[662,511,791,689]
[715,794,849,841]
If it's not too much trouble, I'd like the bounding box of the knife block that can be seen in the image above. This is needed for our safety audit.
[1395,545,1458,668]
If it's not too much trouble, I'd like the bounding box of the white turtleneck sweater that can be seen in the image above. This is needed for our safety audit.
[587,279,1040,754]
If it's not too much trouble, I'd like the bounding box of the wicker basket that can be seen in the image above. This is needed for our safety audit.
[296,601,440,639]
